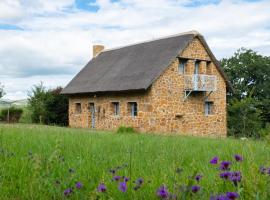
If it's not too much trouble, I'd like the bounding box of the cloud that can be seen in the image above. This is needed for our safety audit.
[0,0,270,100]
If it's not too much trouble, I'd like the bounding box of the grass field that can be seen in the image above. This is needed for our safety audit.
[0,124,269,199]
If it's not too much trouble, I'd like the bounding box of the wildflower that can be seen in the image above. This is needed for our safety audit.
[210,156,219,164]
[75,182,82,189]
[97,183,107,192]
[226,192,239,200]
[191,185,201,193]
[135,178,144,185]
[220,161,231,171]
[113,175,121,181]
[195,174,203,182]
[210,194,228,200]
[234,155,243,162]
[63,188,73,197]
[220,171,231,180]
[156,185,169,199]
[259,166,267,174]
[123,176,130,182]
[230,171,241,186]
[118,181,127,192]
[268,168,270,175]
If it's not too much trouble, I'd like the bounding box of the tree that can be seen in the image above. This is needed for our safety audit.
[28,83,49,124]
[28,83,68,126]
[0,82,4,98]
[221,48,270,128]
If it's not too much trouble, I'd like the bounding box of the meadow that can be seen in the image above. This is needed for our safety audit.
[0,124,269,199]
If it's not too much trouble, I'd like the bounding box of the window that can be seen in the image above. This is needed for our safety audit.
[178,59,186,74]
[128,102,137,117]
[75,103,82,114]
[112,102,120,116]
[205,101,214,116]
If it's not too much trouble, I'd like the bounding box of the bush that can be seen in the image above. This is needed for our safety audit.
[0,107,23,123]
[116,126,136,134]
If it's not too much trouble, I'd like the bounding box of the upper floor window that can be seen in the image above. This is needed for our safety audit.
[112,102,120,116]
[75,103,82,114]
[178,59,187,74]
[205,101,214,116]
[128,102,137,117]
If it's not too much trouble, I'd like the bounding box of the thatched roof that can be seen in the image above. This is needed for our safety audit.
[62,31,232,94]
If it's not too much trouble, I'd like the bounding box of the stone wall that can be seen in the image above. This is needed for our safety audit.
[68,38,227,137]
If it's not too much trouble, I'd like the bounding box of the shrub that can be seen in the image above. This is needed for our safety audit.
[0,107,23,123]
[116,126,136,134]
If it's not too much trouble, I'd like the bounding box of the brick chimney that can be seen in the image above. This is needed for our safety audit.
[93,45,105,57]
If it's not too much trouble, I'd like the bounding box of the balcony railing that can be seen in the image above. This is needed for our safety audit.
[184,74,217,92]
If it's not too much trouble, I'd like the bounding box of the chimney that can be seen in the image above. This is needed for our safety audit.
[93,45,105,57]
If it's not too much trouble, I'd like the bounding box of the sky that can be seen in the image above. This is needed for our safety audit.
[0,0,270,100]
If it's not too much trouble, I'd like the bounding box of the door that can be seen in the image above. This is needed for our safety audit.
[194,61,199,90]
[89,103,95,128]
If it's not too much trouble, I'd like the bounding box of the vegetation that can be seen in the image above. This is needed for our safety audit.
[0,82,4,98]
[116,126,137,134]
[0,107,23,123]
[221,48,270,138]
[0,124,270,199]
[28,83,68,126]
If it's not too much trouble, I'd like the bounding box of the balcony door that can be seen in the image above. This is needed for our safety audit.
[194,61,200,90]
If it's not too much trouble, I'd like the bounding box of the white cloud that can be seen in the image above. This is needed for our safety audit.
[0,0,270,100]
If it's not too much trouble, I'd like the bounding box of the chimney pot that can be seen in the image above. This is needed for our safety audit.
[93,45,105,57]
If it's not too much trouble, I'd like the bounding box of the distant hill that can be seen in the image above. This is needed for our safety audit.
[0,99,28,108]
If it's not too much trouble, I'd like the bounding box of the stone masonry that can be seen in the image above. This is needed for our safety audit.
[68,38,227,137]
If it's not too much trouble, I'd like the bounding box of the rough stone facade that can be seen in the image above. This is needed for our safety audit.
[68,38,227,137]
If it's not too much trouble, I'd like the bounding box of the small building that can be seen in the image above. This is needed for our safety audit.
[62,31,232,137]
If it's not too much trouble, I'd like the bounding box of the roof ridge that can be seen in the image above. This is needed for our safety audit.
[102,30,201,53]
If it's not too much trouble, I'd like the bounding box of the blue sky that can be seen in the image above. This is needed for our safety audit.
[0,0,269,100]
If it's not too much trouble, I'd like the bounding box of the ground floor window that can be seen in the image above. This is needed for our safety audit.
[75,103,82,114]
[111,102,120,116]
[205,101,214,116]
[128,102,137,117]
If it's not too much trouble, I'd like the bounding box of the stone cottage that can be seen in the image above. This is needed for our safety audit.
[62,31,232,137]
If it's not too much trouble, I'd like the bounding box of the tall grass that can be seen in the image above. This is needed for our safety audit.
[0,124,269,199]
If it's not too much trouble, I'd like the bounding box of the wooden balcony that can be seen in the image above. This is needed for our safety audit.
[184,74,217,92]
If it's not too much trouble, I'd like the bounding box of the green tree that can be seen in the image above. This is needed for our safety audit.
[28,83,68,126]
[0,82,4,98]
[221,48,270,130]
[28,83,49,124]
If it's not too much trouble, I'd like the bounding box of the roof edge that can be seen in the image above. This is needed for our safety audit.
[102,30,201,53]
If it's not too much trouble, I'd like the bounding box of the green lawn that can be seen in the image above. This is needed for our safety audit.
[0,124,269,199]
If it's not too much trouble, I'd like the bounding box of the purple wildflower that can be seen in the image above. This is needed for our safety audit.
[210,156,219,164]
[267,168,270,175]
[220,161,231,171]
[113,175,121,181]
[191,185,201,193]
[234,154,243,162]
[230,171,241,186]
[118,182,127,192]
[75,182,82,189]
[122,176,129,182]
[156,185,169,199]
[220,171,231,180]
[259,166,267,174]
[226,192,239,200]
[136,178,144,185]
[210,194,228,200]
[195,174,203,182]
[63,188,73,197]
[97,183,107,192]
